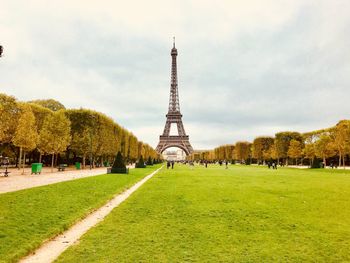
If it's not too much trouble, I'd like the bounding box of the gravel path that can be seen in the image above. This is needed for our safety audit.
[0,166,134,194]
[20,166,163,263]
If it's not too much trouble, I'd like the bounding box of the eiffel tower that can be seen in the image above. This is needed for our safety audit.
[156,39,194,155]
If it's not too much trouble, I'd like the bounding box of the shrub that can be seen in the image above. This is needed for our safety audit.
[147,157,153,166]
[111,151,128,174]
[311,158,323,169]
[136,155,146,168]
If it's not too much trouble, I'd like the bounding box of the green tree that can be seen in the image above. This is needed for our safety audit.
[12,104,39,174]
[70,128,91,168]
[128,134,138,162]
[29,99,65,111]
[66,109,98,168]
[137,142,144,160]
[28,103,53,130]
[0,92,159,170]
[38,110,71,171]
[0,93,20,144]
[28,103,54,162]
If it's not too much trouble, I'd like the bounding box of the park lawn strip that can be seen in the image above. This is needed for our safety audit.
[0,165,160,263]
[57,164,350,262]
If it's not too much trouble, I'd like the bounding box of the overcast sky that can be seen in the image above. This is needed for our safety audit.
[1,1,350,149]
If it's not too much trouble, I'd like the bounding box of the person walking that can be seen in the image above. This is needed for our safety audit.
[272,162,277,169]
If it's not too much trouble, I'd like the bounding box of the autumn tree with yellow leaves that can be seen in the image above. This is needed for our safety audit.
[12,104,39,174]
[38,111,71,171]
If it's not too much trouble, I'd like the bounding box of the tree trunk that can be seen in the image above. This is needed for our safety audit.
[83,155,86,169]
[18,147,22,170]
[343,155,345,169]
[39,153,42,163]
[22,152,26,175]
[51,153,54,172]
[323,156,326,167]
[55,153,58,166]
[339,154,342,167]
[14,147,19,168]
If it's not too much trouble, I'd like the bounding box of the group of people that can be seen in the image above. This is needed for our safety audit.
[218,160,229,169]
[267,161,278,169]
[166,161,175,169]
[168,160,212,169]
[329,162,338,169]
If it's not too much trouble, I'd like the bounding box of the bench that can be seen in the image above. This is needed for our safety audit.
[57,164,68,172]
[0,170,10,177]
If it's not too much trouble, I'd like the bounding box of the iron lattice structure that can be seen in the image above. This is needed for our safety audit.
[156,41,194,155]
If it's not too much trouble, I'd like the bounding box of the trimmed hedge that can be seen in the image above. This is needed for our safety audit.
[111,151,128,174]
[136,155,146,168]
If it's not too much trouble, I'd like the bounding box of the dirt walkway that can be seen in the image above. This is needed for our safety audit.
[20,166,163,263]
[0,165,134,194]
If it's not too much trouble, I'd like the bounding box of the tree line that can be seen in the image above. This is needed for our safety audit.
[187,120,350,168]
[0,93,160,171]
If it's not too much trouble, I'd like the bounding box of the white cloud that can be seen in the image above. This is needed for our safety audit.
[1,0,350,149]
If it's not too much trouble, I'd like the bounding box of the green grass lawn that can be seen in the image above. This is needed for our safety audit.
[57,164,350,263]
[0,165,160,263]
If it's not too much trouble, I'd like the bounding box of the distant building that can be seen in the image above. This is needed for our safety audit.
[163,149,186,161]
